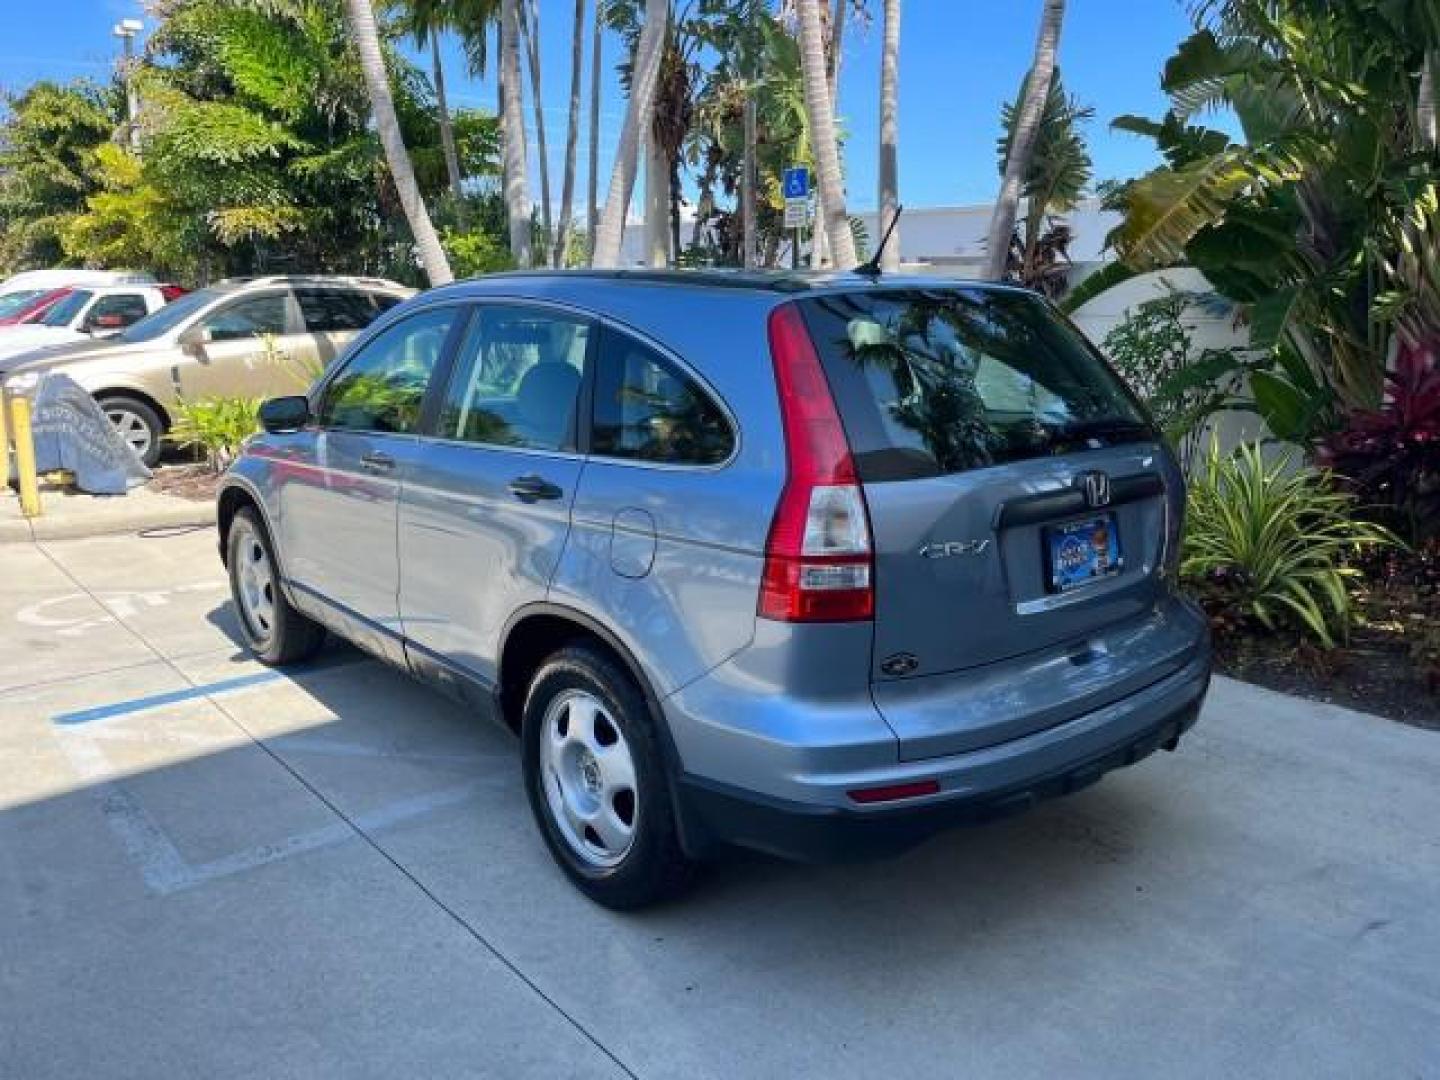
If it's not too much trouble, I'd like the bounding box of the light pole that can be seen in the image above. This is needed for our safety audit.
[113,18,143,156]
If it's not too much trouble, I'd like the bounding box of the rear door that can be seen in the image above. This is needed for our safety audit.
[293,287,393,375]
[797,287,1177,686]
[398,301,591,686]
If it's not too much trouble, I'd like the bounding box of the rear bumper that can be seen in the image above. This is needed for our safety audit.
[671,643,1211,862]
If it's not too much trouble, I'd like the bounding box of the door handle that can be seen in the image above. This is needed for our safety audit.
[508,475,563,502]
[360,450,396,473]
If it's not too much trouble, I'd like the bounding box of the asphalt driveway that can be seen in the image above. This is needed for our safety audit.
[2,528,1437,1078]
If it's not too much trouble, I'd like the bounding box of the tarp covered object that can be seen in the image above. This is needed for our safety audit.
[16,374,152,494]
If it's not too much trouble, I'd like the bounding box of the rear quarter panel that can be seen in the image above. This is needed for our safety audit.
[541,283,787,696]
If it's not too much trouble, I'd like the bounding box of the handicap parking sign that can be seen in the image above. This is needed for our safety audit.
[782,166,809,200]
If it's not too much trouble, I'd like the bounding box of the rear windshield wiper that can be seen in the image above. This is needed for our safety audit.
[1040,418,1155,448]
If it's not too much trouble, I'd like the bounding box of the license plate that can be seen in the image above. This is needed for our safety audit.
[1045,514,1122,593]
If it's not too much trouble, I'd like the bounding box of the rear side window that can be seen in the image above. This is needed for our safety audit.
[87,293,149,329]
[797,289,1149,482]
[592,328,734,466]
[296,289,382,332]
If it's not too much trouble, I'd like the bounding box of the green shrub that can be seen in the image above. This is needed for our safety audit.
[1182,440,1400,646]
[166,396,262,472]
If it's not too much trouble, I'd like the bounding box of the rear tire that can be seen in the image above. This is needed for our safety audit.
[98,393,164,467]
[522,645,695,910]
[227,507,325,665]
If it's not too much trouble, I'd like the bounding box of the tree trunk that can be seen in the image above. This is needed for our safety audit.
[519,0,553,263]
[1420,51,1437,151]
[431,35,465,209]
[812,0,846,268]
[645,137,669,266]
[877,0,901,272]
[500,0,532,267]
[796,0,856,268]
[554,0,586,267]
[343,0,452,285]
[592,0,669,269]
[984,0,1065,281]
[742,95,757,269]
[586,0,602,264]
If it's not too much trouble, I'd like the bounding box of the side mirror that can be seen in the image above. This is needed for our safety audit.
[259,395,311,434]
[177,326,210,355]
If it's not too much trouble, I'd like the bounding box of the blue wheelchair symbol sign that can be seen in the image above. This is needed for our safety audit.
[782,167,809,200]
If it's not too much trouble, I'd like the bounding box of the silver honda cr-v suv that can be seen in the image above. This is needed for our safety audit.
[217,271,1212,908]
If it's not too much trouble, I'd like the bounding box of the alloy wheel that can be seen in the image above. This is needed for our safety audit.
[234,523,277,645]
[105,406,153,460]
[539,689,639,869]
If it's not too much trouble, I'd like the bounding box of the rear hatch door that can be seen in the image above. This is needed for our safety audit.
[797,287,1181,754]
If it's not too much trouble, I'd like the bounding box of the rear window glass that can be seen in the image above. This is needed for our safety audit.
[797,289,1151,483]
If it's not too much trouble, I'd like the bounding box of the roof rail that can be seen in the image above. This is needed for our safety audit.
[213,274,408,289]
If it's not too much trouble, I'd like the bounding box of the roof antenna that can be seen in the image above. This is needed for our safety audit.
[853,205,904,279]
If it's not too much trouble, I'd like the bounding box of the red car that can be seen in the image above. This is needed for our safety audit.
[0,288,70,327]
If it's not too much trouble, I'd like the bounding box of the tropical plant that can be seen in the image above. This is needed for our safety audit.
[795,0,856,267]
[995,72,1092,295]
[1104,0,1440,436]
[518,0,554,256]
[1182,440,1401,646]
[166,396,262,471]
[344,0,452,285]
[1319,345,1440,543]
[1102,289,1252,472]
[499,0,532,266]
[984,0,1066,281]
[0,80,121,273]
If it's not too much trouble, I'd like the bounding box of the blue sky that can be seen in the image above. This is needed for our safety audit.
[0,0,1213,212]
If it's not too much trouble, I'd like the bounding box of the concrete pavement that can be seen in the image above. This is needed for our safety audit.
[2,528,1438,1078]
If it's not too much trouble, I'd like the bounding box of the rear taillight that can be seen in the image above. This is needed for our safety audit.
[759,304,874,623]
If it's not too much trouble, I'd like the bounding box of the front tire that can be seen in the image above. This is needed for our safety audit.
[227,507,325,665]
[522,645,694,910]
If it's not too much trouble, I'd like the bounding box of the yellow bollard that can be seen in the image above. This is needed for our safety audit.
[9,395,41,519]
[0,391,10,500]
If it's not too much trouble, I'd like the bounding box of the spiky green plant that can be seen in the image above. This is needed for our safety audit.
[166,396,263,472]
[1182,439,1401,645]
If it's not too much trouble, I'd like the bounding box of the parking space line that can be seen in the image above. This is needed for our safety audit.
[53,671,283,726]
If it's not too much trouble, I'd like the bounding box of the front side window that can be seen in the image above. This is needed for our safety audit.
[592,328,734,466]
[40,290,92,327]
[199,294,290,342]
[320,306,457,434]
[798,289,1150,482]
[296,289,383,333]
[437,305,589,451]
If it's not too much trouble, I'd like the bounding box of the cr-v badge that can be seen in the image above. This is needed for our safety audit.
[919,539,992,559]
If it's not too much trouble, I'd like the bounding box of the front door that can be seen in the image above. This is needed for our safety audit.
[177,290,316,401]
[278,305,462,661]
[399,302,592,684]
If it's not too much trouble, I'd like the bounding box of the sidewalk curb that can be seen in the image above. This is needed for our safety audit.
[0,499,215,543]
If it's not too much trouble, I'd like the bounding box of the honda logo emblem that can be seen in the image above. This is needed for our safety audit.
[1077,470,1112,508]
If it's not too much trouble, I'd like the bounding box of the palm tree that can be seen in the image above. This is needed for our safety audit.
[796,0,856,267]
[811,0,846,268]
[554,0,586,266]
[586,1,603,262]
[877,0,900,271]
[500,0,532,266]
[519,0,554,260]
[984,0,1065,281]
[592,0,669,269]
[342,0,453,285]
